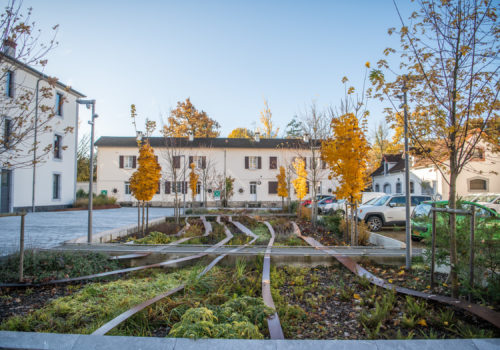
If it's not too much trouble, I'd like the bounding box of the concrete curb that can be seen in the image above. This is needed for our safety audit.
[0,332,498,350]
[368,232,406,248]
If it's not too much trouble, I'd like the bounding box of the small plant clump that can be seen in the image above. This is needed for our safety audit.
[0,251,124,284]
[269,218,308,246]
[134,231,177,244]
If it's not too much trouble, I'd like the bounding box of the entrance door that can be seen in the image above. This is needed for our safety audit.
[250,182,257,201]
[196,182,202,202]
[1,170,12,213]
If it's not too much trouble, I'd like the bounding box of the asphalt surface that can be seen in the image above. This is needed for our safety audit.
[0,207,173,256]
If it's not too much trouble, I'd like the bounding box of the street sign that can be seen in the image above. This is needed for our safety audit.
[214,190,221,200]
[101,190,108,196]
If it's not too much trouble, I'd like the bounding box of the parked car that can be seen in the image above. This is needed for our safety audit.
[411,200,500,240]
[302,195,332,207]
[474,193,500,213]
[322,192,386,215]
[316,196,336,213]
[357,194,432,232]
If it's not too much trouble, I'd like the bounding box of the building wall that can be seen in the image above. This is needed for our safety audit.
[1,61,81,212]
[96,144,338,206]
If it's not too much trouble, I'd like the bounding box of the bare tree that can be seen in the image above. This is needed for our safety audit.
[159,137,184,223]
[1,0,67,169]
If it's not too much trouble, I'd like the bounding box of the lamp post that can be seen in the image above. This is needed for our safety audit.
[77,99,97,244]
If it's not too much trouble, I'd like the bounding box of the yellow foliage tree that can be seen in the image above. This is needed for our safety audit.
[292,158,307,215]
[259,99,279,138]
[129,141,162,233]
[228,127,253,138]
[322,112,369,243]
[276,165,288,209]
[189,162,199,203]
[163,98,220,137]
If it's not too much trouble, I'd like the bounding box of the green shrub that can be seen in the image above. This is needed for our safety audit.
[134,231,175,244]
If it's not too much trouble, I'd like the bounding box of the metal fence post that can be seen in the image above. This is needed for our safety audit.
[19,213,25,282]
[469,207,475,302]
[430,204,437,288]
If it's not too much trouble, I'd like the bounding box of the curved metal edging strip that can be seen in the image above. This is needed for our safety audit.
[291,222,500,329]
[262,221,285,339]
[92,220,257,335]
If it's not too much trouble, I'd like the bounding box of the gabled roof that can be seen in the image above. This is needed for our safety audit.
[95,136,318,149]
[0,52,85,97]
[370,153,405,177]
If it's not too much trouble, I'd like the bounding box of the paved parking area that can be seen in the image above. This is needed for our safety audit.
[0,207,174,256]
[379,228,425,248]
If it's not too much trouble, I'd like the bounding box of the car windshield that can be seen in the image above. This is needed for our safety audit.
[362,197,380,205]
[476,195,497,202]
[463,195,479,202]
[412,203,432,219]
[372,195,390,206]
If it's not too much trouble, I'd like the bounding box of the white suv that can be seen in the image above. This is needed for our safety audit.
[357,194,432,232]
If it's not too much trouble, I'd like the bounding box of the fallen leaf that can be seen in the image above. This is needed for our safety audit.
[388,279,393,283]
[418,319,428,327]
[353,294,361,300]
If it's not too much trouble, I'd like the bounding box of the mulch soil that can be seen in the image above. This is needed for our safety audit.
[274,264,499,340]
[112,221,183,243]
[296,220,344,246]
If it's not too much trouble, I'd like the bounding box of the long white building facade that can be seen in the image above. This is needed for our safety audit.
[95,136,338,207]
[1,47,85,212]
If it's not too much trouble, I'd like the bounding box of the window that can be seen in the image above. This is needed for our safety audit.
[190,156,206,169]
[375,184,380,192]
[410,181,415,194]
[173,181,187,194]
[173,156,181,169]
[5,71,13,98]
[124,156,135,168]
[268,181,278,194]
[3,118,11,148]
[245,156,261,170]
[469,178,487,191]
[396,182,402,194]
[196,182,201,194]
[55,93,63,116]
[421,181,434,195]
[124,182,131,195]
[54,134,62,159]
[383,183,391,194]
[411,196,431,206]
[471,147,485,160]
[269,156,277,169]
[388,196,405,207]
[52,174,61,199]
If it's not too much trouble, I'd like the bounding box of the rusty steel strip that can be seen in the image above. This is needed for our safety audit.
[261,221,285,339]
[0,217,226,289]
[92,220,257,335]
[291,222,500,329]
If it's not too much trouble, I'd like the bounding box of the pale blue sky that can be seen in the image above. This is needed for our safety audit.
[26,0,413,139]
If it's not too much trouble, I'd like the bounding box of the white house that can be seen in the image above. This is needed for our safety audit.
[95,135,337,207]
[0,44,85,212]
[371,142,500,199]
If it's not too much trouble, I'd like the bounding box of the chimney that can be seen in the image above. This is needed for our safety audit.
[303,133,310,143]
[254,131,260,142]
[188,131,194,142]
[3,39,16,57]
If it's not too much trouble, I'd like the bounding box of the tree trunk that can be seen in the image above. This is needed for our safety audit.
[282,197,284,212]
[146,202,149,233]
[448,170,459,298]
[137,201,140,233]
[354,204,358,246]
[141,201,145,235]
[345,202,350,244]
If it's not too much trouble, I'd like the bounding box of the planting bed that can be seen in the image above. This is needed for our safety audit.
[295,219,344,246]
[271,263,499,340]
[268,218,308,246]
[112,219,183,243]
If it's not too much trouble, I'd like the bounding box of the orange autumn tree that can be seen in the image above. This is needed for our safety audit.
[189,162,199,204]
[322,112,369,244]
[276,165,288,209]
[129,141,162,234]
[292,158,307,216]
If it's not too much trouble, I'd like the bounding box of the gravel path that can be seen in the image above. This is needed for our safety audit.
[0,207,174,256]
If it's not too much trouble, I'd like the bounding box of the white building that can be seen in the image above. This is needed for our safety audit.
[1,46,85,212]
[371,142,500,199]
[95,135,337,207]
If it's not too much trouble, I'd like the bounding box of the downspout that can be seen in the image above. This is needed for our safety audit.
[73,98,79,205]
[31,78,42,212]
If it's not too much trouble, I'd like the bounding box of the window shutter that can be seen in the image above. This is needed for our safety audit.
[189,156,193,166]
[202,156,206,169]
[174,156,180,169]
[132,156,137,168]
[303,157,307,169]
[245,156,249,169]
[165,181,171,194]
[258,157,262,169]
[321,160,326,169]
[270,156,277,169]
[155,155,158,163]
[184,181,188,194]
[157,181,161,194]
[306,181,310,194]
[119,156,124,168]
[268,181,278,194]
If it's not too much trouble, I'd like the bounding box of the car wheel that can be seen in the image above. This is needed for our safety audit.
[366,216,383,232]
